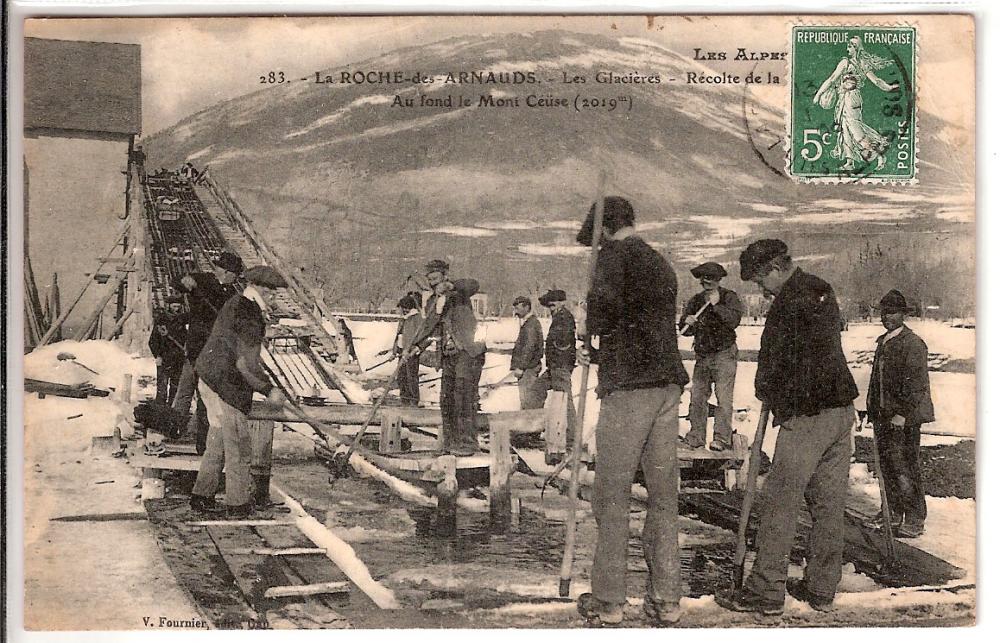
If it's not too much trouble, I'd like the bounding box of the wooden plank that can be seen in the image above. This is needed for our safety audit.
[230,547,326,556]
[145,498,259,628]
[263,582,349,599]
[129,452,202,471]
[187,519,297,527]
[254,525,350,586]
[250,401,546,434]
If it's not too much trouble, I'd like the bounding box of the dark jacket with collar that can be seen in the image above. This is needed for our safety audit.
[195,294,273,414]
[545,307,577,372]
[755,268,858,424]
[681,287,745,356]
[586,235,689,398]
[866,325,935,425]
[511,314,543,371]
[173,272,238,361]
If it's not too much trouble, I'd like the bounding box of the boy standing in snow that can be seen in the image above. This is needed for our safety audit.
[866,289,935,538]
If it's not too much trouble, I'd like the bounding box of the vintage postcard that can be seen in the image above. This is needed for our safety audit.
[12,12,975,633]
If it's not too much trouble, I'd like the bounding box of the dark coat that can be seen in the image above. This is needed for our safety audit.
[866,325,935,425]
[545,307,577,372]
[195,295,272,414]
[511,314,544,371]
[681,287,745,356]
[586,235,689,398]
[173,272,238,361]
[755,268,858,424]
[149,312,188,365]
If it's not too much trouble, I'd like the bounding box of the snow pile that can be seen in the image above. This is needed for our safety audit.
[25,339,156,394]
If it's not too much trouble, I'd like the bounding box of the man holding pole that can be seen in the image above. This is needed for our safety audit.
[574,196,689,626]
[680,262,745,451]
[189,265,288,517]
[509,295,543,409]
[715,239,858,615]
[866,289,934,538]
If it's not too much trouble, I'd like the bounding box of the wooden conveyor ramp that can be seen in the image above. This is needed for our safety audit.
[138,169,362,404]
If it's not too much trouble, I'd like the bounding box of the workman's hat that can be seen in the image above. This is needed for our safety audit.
[739,239,789,281]
[512,296,532,308]
[878,289,910,314]
[213,251,244,275]
[691,262,727,280]
[576,196,635,246]
[539,289,567,306]
[424,259,450,274]
[244,265,288,289]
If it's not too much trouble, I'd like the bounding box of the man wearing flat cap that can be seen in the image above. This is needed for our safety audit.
[715,239,858,615]
[190,265,288,517]
[574,196,689,626]
[509,296,544,409]
[680,262,745,451]
[866,289,934,538]
[407,261,486,456]
[172,250,244,452]
[149,294,189,405]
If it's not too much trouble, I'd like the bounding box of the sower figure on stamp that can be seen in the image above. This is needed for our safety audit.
[149,294,188,406]
[393,293,424,406]
[680,262,745,451]
[715,239,858,615]
[171,251,243,453]
[865,289,934,539]
[189,266,288,517]
[574,197,689,626]
[509,295,543,410]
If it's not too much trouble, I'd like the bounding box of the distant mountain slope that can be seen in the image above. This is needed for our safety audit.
[145,30,973,314]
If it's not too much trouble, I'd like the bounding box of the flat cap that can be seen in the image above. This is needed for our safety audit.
[424,259,450,274]
[244,265,288,289]
[576,196,635,246]
[213,251,244,275]
[539,289,567,306]
[879,289,909,314]
[691,262,727,280]
[739,239,788,281]
[512,296,532,308]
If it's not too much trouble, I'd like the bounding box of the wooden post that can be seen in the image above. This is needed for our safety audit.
[489,419,512,531]
[434,455,457,536]
[544,391,568,465]
[379,411,402,454]
[122,373,133,404]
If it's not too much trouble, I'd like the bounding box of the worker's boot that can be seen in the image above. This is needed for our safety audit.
[252,474,272,509]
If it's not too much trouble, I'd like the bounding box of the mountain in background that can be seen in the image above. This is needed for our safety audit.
[145,30,974,316]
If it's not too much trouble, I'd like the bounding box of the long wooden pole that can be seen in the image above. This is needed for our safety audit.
[37,226,130,346]
[733,403,770,589]
[558,171,606,598]
[871,427,899,563]
[72,256,136,342]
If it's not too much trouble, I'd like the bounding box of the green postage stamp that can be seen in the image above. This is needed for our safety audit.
[789,25,917,183]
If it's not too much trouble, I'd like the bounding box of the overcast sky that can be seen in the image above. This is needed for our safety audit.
[24,15,973,135]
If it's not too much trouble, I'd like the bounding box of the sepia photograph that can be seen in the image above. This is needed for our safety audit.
[7,8,979,633]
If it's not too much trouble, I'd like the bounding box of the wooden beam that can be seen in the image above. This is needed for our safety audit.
[250,401,545,434]
[263,581,350,599]
[489,419,512,531]
[230,547,326,556]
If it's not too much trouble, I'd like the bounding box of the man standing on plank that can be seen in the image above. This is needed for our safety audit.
[680,262,745,451]
[866,289,934,538]
[149,294,188,405]
[509,295,543,410]
[574,196,689,626]
[715,239,858,615]
[189,266,288,517]
[171,251,244,453]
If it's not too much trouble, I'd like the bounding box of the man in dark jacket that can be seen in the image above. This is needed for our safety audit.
[393,293,424,406]
[190,266,288,517]
[574,197,689,626]
[509,295,543,409]
[680,262,745,450]
[149,295,188,405]
[407,261,486,456]
[171,251,244,452]
[716,239,858,615]
[867,289,934,538]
